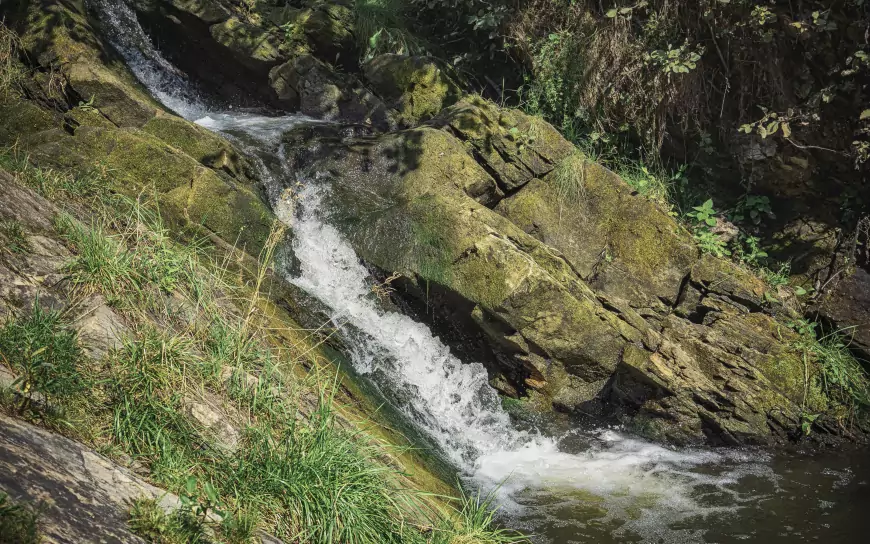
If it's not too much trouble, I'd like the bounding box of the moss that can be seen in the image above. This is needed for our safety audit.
[142,114,245,176]
[0,99,59,145]
[65,61,157,127]
[364,55,461,126]
[496,153,697,306]
[20,0,160,127]
[64,106,116,131]
[210,17,282,64]
[430,98,575,190]
[182,168,272,252]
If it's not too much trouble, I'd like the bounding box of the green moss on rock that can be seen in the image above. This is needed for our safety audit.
[364,55,461,127]
[142,114,246,176]
[497,153,698,306]
[210,17,283,66]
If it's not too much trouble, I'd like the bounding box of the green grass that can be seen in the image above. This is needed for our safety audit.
[0,299,85,413]
[0,219,29,254]
[791,319,870,420]
[0,146,109,200]
[815,330,870,409]
[0,492,42,544]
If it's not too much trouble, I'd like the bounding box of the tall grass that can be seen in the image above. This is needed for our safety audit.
[0,20,25,98]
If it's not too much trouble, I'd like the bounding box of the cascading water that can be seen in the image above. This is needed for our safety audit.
[88,3,870,542]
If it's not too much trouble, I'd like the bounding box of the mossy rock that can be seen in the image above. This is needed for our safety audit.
[161,167,272,252]
[269,55,394,129]
[210,17,283,67]
[285,126,627,403]
[497,153,698,307]
[142,114,247,177]
[24,122,271,251]
[20,0,161,127]
[0,99,60,145]
[157,0,233,24]
[65,61,158,127]
[429,97,575,191]
[364,55,461,127]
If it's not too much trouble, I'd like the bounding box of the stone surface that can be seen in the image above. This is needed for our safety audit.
[270,55,394,129]
[282,103,828,446]
[0,414,177,544]
[364,55,461,127]
[429,97,575,192]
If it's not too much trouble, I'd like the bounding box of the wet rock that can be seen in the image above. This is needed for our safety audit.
[269,55,394,129]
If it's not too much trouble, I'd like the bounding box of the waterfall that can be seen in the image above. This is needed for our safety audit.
[86,3,779,541]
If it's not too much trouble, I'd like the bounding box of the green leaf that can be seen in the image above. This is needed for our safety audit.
[705,217,717,227]
[861,109,870,120]
[606,8,618,17]
[781,122,792,138]
[794,286,807,296]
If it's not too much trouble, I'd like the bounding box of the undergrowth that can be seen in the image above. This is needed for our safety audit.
[0,145,109,200]
[790,319,870,428]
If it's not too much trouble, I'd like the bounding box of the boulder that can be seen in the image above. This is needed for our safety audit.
[210,16,284,67]
[429,97,575,191]
[269,55,394,129]
[364,55,461,127]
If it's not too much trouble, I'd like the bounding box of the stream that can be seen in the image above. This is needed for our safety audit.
[90,2,870,541]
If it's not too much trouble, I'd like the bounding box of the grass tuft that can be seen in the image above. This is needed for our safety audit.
[0,219,29,254]
[0,20,25,98]
[0,299,84,413]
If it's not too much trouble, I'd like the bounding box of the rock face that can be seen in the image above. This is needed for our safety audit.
[283,103,829,447]
[0,414,177,544]
[429,98,575,191]
[269,55,394,129]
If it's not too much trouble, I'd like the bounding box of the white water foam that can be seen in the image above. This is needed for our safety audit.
[89,0,208,120]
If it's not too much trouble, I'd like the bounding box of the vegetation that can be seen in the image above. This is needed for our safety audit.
[0,299,85,415]
[0,493,42,544]
[0,150,529,543]
[790,319,870,428]
[0,145,109,201]
[0,219,29,254]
